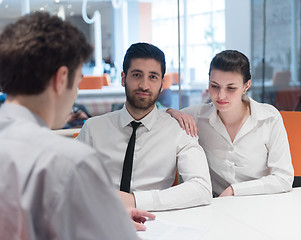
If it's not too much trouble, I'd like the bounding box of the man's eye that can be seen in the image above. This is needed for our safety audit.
[210,84,218,88]
[133,73,140,77]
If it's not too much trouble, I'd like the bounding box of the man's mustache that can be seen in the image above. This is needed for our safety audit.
[135,89,152,94]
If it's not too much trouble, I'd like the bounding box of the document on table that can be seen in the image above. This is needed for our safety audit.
[136,218,208,240]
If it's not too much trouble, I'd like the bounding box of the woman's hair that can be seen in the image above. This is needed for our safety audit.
[209,50,251,83]
[0,12,92,95]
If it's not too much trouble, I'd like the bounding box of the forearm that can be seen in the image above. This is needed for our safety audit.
[133,179,212,211]
[231,174,293,196]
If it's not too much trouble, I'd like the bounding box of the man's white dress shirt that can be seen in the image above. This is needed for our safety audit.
[77,105,212,211]
[0,103,137,240]
[181,96,294,196]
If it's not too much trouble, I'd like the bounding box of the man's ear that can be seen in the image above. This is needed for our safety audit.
[52,66,68,95]
[160,77,165,93]
[121,71,126,87]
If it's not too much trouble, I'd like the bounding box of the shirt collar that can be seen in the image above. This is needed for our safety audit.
[197,95,274,124]
[0,103,48,128]
[195,103,218,126]
[120,104,158,131]
[247,95,274,121]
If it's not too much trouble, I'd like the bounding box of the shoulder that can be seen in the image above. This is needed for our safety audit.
[157,110,200,141]
[44,130,99,164]
[2,124,105,181]
[83,110,120,129]
[181,103,214,119]
[87,110,120,123]
[157,110,195,137]
[250,98,281,121]
[157,109,184,126]
[262,103,281,117]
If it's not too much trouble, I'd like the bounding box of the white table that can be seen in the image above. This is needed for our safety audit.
[151,188,301,240]
[52,128,81,138]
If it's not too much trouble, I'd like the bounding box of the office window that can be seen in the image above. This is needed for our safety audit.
[152,0,225,87]
[251,0,301,110]
[0,0,225,115]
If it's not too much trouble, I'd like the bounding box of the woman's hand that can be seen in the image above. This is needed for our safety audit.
[166,108,198,137]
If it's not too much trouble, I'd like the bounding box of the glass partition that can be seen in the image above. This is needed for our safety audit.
[251,0,301,110]
[0,0,226,119]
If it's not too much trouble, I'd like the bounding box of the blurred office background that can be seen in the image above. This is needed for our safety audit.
[0,0,300,121]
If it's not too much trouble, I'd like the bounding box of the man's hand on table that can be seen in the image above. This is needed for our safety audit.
[127,207,156,231]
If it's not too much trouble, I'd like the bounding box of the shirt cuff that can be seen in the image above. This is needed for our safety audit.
[133,190,154,211]
[231,180,264,196]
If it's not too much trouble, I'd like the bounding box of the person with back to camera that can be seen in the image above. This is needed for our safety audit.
[0,12,154,240]
[167,50,294,197]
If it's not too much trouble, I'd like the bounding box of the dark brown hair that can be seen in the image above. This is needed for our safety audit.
[209,50,251,83]
[0,12,92,95]
[123,42,166,78]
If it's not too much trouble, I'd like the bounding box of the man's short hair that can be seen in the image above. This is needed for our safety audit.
[0,12,92,95]
[123,42,166,78]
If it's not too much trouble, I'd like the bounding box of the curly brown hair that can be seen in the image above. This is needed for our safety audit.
[0,11,92,95]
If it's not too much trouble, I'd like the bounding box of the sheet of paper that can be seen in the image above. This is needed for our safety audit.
[136,218,208,240]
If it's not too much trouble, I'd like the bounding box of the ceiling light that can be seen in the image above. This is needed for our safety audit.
[57,5,65,21]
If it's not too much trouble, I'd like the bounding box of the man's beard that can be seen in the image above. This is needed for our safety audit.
[124,81,162,111]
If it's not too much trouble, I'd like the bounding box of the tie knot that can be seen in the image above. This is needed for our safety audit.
[131,121,141,131]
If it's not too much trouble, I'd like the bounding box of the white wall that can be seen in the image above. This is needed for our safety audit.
[225,0,251,59]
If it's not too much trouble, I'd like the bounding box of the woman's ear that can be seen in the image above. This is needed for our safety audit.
[244,80,251,92]
[52,66,68,95]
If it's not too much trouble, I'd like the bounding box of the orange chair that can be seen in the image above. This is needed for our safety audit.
[280,111,301,187]
[171,72,179,84]
[73,132,79,139]
[163,74,173,89]
[78,74,111,90]
[172,171,179,186]
[101,73,110,87]
[164,72,181,86]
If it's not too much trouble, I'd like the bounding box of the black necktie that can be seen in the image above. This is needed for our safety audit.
[120,121,141,192]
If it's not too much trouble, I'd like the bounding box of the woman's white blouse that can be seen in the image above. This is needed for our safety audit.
[182,96,294,196]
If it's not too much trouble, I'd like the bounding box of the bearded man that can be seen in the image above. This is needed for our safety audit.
[77,42,212,211]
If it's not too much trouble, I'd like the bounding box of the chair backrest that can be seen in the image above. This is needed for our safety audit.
[78,74,111,90]
[101,73,111,86]
[273,70,291,86]
[172,171,179,186]
[280,111,301,186]
[79,76,103,89]
[163,74,173,89]
[164,72,181,85]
